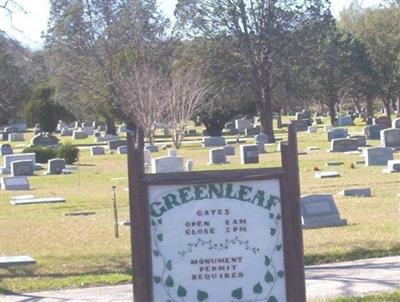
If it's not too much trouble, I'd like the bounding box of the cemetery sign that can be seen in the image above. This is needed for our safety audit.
[127,124,306,302]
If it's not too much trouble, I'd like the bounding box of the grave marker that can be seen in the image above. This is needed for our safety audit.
[47,158,66,175]
[91,146,105,156]
[0,144,13,156]
[301,194,347,228]
[11,160,34,176]
[240,144,259,164]
[151,156,184,173]
[364,147,393,166]
[1,176,30,190]
[209,148,227,164]
[380,128,400,148]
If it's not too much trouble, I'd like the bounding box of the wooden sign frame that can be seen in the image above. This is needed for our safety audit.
[127,123,306,302]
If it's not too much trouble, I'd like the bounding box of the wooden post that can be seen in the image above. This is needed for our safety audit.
[127,128,153,301]
[112,185,119,238]
[280,123,306,302]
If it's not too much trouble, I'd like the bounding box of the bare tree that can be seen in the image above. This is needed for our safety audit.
[166,68,209,149]
[117,65,169,144]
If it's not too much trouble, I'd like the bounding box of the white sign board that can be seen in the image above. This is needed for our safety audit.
[149,179,286,301]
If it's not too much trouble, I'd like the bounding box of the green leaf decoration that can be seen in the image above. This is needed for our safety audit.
[165,275,174,287]
[277,271,284,278]
[151,220,156,226]
[264,255,271,266]
[153,276,161,284]
[253,282,263,294]
[177,285,187,297]
[269,213,274,218]
[157,233,163,241]
[231,288,243,299]
[153,250,159,257]
[276,244,282,251]
[158,218,162,224]
[268,296,278,302]
[270,228,277,236]
[166,260,172,271]
[276,214,281,220]
[197,290,208,301]
[265,271,274,283]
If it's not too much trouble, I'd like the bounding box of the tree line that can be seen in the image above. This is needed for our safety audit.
[1,0,399,144]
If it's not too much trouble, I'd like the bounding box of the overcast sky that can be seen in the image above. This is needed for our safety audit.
[0,0,383,50]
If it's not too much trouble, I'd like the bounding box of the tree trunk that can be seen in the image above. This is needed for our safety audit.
[106,116,117,135]
[366,95,374,124]
[352,97,362,114]
[277,110,282,129]
[327,100,336,126]
[383,98,391,120]
[396,98,400,118]
[257,86,275,142]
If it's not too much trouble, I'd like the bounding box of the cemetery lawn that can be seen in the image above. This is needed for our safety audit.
[1,119,400,293]
[321,290,400,301]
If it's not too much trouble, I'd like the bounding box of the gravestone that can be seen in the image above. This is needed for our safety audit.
[295,112,308,120]
[347,134,367,147]
[185,129,197,136]
[315,171,340,178]
[255,133,269,144]
[308,126,317,133]
[186,160,194,171]
[31,133,59,146]
[327,128,348,141]
[235,119,252,131]
[257,141,266,153]
[8,132,24,142]
[393,118,400,129]
[117,146,128,154]
[0,144,13,156]
[72,130,88,140]
[293,119,310,131]
[145,145,159,153]
[108,140,127,150]
[0,256,35,267]
[202,136,226,147]
[334,116,353,127]
[90,146,105,156]
[95,135,119,142]
[301,194,347,229]
[151,156,184,173]
[1,132,8,141]
[2,153,36,174]
[373,116,391,128]
[209,148,227,164]
[380,128,400,148]
[6,122,27,132]
[330,138,359,152]
[47,158,66,175]
[143,149,151,164]
[168,149,177,157]
[222,145,235,156]
[339,188,371,197]
[363,124,385,140]
[1,176,30,190]
[240,144,259,164]
[10,196,66,205]
[80,126,94,135]
[60,128,73,136]
[363,147,393,166]
[383,160,400,173]
[11,160,34,176]
[244,127,260,136]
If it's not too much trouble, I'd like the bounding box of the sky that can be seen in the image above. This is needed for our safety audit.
[0,0,383,50]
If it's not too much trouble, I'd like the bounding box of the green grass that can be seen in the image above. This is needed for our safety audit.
[1,117,400,293]
[319,290,400,302]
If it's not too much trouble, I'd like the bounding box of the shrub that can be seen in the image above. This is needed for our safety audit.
[57,143,79,164]
[23,146,57,163]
